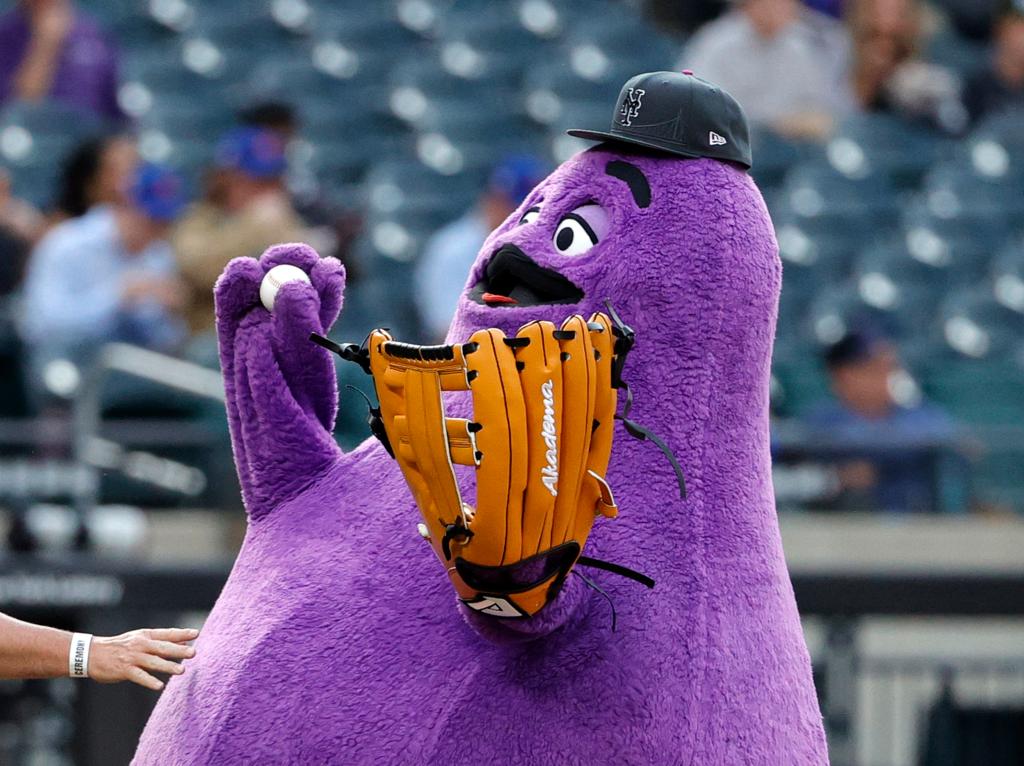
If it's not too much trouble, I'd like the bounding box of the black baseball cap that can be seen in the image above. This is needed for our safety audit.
[567,70,752,169]
[823,327,892,369]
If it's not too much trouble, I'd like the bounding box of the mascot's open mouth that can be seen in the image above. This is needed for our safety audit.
[469,245,584,307]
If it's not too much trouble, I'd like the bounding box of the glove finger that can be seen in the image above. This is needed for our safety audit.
[550,315,598,545]
[514,321,562,555]
[214,258,266,497]
[466,328,528,565]
[575,312,619,543]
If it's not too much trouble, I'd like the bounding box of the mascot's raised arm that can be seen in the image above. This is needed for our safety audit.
[134,72,829,766]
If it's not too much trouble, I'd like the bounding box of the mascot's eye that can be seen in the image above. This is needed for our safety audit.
[518,207,541,226]
[552,203,607,257]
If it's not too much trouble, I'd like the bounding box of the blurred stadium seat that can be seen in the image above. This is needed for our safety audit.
[939,287,1024,362]
[0,100,102,207]
[831,112,947,190]
[437,10,551,86]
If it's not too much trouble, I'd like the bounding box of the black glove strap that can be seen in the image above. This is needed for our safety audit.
[344,386,394,459]
[576,570,619,631]
[616,407,687,500]
[577,556,655,589]
[310,332,371,374]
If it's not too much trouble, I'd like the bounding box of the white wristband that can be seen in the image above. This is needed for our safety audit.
[69,633,93,678]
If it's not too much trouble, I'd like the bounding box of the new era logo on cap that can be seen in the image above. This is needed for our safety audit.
[709,131,727,146]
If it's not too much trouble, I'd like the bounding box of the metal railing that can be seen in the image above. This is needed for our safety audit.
[70,343,226,511]
[798,577,1024,766]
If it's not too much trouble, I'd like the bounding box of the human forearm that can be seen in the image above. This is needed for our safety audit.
[0,613,71,679]
[0,613,198,688]
[12,28,66,102]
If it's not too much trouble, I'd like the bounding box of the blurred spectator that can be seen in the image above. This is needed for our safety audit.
[681,0,853,139]
[173,127,307,334]
[803,329,956,513]
[849,0,968,132]
[963,1,1024,122]
[942,0,1009,40]
[237,102,301,200]
[238,100,360,273]
[52,133,137,223]
[414,155,547,341]
[20,163,188,388]
[0,0,122,121]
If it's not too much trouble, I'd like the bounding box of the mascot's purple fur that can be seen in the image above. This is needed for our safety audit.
[134,145,829,764]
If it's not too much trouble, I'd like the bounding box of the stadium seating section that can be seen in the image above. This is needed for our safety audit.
[0,0,1022,507]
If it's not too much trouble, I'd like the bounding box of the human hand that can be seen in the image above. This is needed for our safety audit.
[248,190,291,217]
[886,61,959,111]
[88,628,199,690]
[123,275,187,310]
[837,460,877,492]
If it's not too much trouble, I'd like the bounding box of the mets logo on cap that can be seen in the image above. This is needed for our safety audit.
[618,87,645,127]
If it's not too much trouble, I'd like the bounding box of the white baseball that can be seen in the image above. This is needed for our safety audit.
[260,264,311,311]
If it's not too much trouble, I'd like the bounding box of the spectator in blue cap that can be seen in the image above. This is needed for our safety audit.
[173,126,308,334]
[20,162,189,394]
[214,127,289,188]
[802,328,957,512]
[415,154,548,340]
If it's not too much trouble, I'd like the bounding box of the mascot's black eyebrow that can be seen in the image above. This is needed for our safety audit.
[605,161,651,208]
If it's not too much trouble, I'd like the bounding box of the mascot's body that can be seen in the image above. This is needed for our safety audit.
[134,144,828,764]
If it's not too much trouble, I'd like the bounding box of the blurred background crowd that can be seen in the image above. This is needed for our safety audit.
[0,0,1021,764]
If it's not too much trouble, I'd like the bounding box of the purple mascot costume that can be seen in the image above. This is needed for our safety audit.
[135,73,829,765]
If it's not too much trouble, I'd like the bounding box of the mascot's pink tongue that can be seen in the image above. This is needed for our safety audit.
[482,292,518,305]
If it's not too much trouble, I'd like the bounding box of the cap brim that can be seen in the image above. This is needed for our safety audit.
[566,129,752,169]
[566,129,705,161]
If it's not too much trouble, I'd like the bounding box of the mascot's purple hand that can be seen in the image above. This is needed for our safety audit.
[214,243,346,520]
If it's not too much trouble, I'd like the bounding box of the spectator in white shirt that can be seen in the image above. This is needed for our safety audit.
[681,0,854,139]
[414,155,547,341]
[20,162,188,389]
